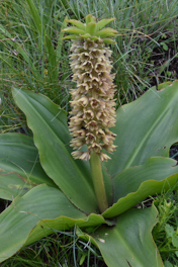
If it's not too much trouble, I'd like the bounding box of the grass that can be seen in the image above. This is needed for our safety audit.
[1,0,178,132]
[0,0,71,133]
[1,0,178,266]
[0,228,106,267]
[153,189,178,267]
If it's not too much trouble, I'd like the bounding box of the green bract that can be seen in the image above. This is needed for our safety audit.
[1,15,178,266]
[62,14,118,44]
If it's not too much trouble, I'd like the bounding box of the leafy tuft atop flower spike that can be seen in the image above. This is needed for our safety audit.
[62,14,118,44]
[62,15,118,161]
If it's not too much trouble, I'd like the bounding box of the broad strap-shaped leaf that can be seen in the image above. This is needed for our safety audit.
[91,205,163,267]
[12,88,98,214]
[0,184,107,263]
[103,157,178,218]
[106,81,178,177]
[0,133,56,200]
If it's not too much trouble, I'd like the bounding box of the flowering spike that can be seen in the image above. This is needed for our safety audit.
[63,15,117,161]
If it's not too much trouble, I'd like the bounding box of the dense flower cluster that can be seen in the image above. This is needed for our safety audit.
[69,37,117,161]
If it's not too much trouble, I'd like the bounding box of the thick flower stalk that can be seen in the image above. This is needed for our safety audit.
[62,15,118,213]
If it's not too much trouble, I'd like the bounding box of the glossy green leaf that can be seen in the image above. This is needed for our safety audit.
[0,133,56,200]
[0,184,106,263]
[106,81,178,177]
[12,88,98,214]
[25,210,108,248]
[92,205,163,267]
[103,157,178,218]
